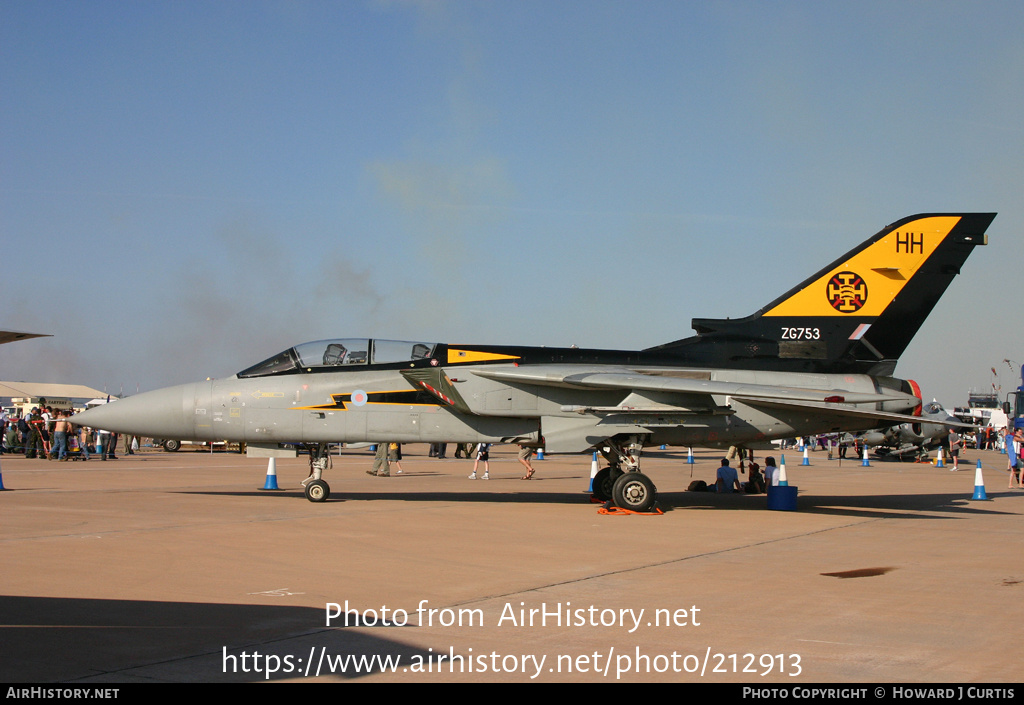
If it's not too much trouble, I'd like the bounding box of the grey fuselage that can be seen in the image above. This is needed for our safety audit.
[76,340,921,454]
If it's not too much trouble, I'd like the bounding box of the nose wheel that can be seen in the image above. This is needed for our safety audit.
[304,479,331,502]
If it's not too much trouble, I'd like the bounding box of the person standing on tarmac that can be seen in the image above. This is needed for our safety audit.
[76,422,91,461]
[387,442,404,474]
[1008,428,1021,488]
[947,429,962,472]
[50,411,71,461]
[518,445,536,480]
[469,443,490,480]
[40,406,53,457]
[26,408,45,458]
[98,429,118,460]
[368,442,390,477]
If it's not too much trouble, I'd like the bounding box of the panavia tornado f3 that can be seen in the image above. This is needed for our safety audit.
[75,213,995,508]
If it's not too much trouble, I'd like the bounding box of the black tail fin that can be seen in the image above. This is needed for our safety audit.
[648,213,995,375]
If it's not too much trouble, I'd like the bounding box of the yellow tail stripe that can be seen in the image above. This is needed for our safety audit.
[764,216,961,317]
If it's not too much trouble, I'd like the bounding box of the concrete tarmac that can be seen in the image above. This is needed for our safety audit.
[1,444,1021,683]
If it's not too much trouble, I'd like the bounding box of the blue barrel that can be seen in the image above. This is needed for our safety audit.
[766,485,798,511]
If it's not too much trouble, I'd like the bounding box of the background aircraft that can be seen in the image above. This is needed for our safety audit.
[75,213,995,509]
[0,330,50,346]
[860,400,962,460]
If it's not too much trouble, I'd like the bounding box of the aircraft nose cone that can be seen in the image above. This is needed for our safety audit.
[73,382,210,439]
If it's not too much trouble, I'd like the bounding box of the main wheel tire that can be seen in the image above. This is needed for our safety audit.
[592,467,623,501]
[163,439,181,452]
[611,472,657,512]
[304,479,330,502]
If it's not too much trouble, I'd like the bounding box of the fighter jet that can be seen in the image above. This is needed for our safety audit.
[75,213,995,509]
[861,400,964,460]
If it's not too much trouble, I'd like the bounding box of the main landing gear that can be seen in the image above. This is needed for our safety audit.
[301,443,332,502]
[592,436,658,512]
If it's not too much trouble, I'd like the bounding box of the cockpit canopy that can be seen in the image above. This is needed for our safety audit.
[238,339,437,378]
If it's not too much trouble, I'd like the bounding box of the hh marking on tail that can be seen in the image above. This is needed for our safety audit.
[895,232,924,254]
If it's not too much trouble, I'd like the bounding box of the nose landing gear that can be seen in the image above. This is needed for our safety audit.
[300,443,332,502]
[593,435,658,512]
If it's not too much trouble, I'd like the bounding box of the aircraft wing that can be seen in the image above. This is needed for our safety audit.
[730,396,974,429]
[470,365,908,406]
[469,365,935,453]
[0,330,51,345]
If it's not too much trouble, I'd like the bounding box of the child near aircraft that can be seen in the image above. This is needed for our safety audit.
[745,462,765,494]
[388,442,404,474]
[469,443,490,480]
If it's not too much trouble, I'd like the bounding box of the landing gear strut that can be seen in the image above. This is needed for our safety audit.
[594,436,658,512]
[301,443,332,502]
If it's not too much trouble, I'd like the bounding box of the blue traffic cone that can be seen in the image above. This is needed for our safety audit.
[802,447,811,466]
[588,452,598,492]
[687,447,695,464]
[971,460,988,501]
[861,446,871,467]
[261,457,282,491]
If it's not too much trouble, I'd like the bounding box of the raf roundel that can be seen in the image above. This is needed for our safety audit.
[350,390,368,406]
[826,271,868,313]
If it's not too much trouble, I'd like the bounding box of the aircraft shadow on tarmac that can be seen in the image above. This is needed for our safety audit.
[178,487,614,506]
[662,489,1018,520]
[0,594,446,682]
[173,486,1019,521]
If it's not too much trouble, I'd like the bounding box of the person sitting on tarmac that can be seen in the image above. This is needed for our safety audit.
[745,461,765,494]
[715,458,742,493]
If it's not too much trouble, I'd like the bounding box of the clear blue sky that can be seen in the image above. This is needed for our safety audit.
[2,0,1021,405]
